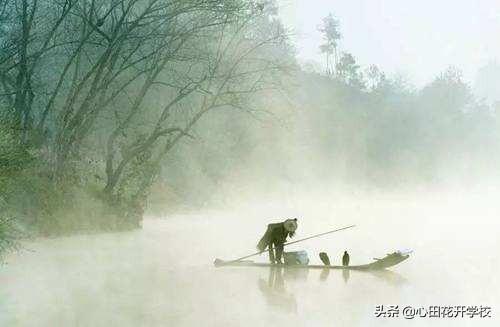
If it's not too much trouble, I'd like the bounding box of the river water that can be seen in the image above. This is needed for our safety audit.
[1,191,499,326]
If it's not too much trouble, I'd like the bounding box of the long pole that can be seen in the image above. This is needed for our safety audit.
[230,224,356,262]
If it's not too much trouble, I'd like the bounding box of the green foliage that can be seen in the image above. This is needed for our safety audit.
[319,14,342,46]
[0,126,32,173]
[335,52,365,89]
[318,13,341,75]
[0,215,17,262]
[0,124,28,258]
[292,66,499,186]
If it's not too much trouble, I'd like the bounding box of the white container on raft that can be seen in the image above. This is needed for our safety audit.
[283,251,310,265]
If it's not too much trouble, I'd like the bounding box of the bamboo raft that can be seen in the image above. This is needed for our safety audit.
[214,251,410,271]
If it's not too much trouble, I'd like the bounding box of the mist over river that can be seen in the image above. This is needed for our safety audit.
[1,0,500,325]
[1,190,499,326]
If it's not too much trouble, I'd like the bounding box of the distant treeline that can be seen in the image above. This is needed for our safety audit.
[149,16,500,213]
[149,66,500,215]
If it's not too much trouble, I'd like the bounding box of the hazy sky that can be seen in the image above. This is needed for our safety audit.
[278,0,500,86]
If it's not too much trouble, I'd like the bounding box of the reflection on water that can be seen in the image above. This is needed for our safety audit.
[319,268,330,281]
[371,269,408,286]
[342,269,351,283]
[316,265,408,286]
[258,267,298,313]
[283,266,309,282]
[257,265,408,314]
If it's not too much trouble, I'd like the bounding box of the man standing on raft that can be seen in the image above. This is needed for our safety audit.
[257,219,298,264]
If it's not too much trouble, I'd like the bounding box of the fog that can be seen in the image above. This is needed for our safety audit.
[1,190,499,326]
[1,0,500,326]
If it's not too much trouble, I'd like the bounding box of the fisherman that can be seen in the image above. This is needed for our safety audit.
[342,250,350,266]
[257,219,298,264]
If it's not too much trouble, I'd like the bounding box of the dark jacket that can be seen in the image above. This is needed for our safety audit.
[257,222,292,251]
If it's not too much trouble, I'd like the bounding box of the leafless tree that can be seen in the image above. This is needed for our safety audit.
[1,0,292,202]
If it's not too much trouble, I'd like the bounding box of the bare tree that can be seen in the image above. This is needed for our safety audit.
[0,0,292,222]
[101,1,290,196]
[0,0,75,138]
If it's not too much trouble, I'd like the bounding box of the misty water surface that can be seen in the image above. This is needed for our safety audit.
[1,190,499,326]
